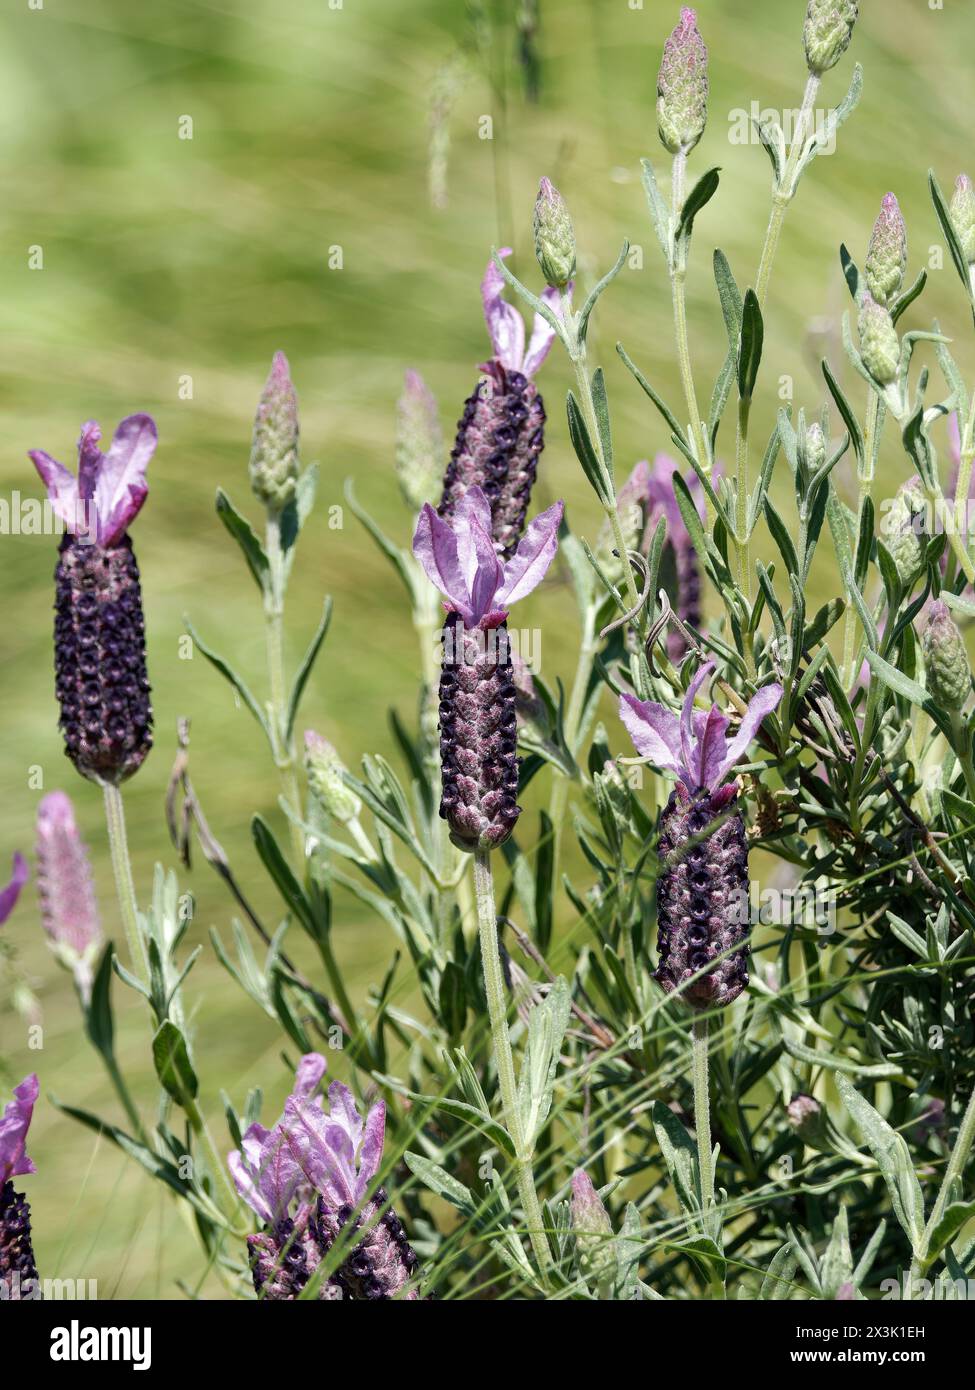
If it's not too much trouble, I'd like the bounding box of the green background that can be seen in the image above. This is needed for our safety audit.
[0,0,971,1296]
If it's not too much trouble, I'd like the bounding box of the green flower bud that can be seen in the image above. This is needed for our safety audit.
[803,0,859,75]
[923,601,971,711]
[656,8,709,156]
[858,293,900,385]
[570,1169,615,1290]
[395,370,444,511]
[304,730,361,824]
[950,174,975,264]
[884,476,926,583]
[864,193,907,307]
[249,352,300,512]
[802,421,827,475]
[532,178,576,290]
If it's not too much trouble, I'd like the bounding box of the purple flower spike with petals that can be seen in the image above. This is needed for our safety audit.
[35,792,102,1001]
[228,1055,422,1300]
[1,1075,40,1299]
[438,253,568,558]
[0,853,29,927]
[620,664,782,1010]
[414,488,563,852]
[29,415,156,785]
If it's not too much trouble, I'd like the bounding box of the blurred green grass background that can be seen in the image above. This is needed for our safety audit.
[1,0,973,1297]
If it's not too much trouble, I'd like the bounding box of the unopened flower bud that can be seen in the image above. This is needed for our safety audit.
[803,0,858,75]
[656,8,709,155]
[865,193,907,307]
[885,476,926,583]
[250,352,300,512]
[787,1094,825,1143]
[304,731,361,824]
[803,422,827,474]
[923,601,971,711]
[858,293,900,385]
[950,174,975,264]
[570,1169,615,1290]
[532,178,575,290]
[396,371,444,512]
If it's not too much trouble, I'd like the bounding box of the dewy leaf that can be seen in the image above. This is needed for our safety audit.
[835,1073,926,1251]
[517,976,570,1146]
[152,1020,199,1105]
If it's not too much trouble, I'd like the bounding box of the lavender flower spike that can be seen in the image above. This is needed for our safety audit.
[229,1054,422,1300]
[1,1075,40,1299]
[437,250,565,557]
[35,792,102,1002]
[30,416,156,785]
[620,664,782,1009]
[414,487,563,852]
[0,853,29,926]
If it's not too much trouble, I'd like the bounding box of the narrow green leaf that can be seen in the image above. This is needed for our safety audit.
[215,489,269,593]
[152,1020,199,1105]
[286,596,333,741]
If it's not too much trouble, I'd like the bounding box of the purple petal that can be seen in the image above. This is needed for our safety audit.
[482,249,525,373]
[0,1074,39,1186]
[29,449,82,536]
[619,694,681,770]
[499,500,564,606]
[454,487,497,593]
[357,1100,386,1199]
[521,284,566,378]
[412,503,473,621]
[228,1137,273,1224]
[95,413,156,545]
[0,852,28,926]
[679,662,714,786]
[293,1053,327,1100]
[713,683,783,787]
[468,513,504,624]
[76,421,103,501]
[696,705,731,791]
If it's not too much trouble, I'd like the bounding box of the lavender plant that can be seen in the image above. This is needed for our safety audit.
[13,0,975,1307]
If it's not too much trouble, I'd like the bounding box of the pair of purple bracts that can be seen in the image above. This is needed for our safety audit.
[30,415,158,786]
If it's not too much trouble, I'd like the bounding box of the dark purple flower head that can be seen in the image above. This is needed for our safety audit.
[413,486,563,629]
[1,1075,38,1187]
[30,415,156,546]
[0,854,28,927]
[483,250,564,379]
[620,661,782,796]
[229,1053,384,1226]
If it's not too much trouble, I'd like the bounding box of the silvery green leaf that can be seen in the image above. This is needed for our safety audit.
[820,1205,854,1299]
[183,619,272,741]
[781,1037,901,1078]
[566,390,611,505]
[736,289,763,400]
[215,488,269,593]
[577,241,629,344]
[517,975,570,1145]
[406,1090,515,1158]
[676,167,720,246]
[892,269,928,325]
[822,358,865,464]
[921,1201,975,1272]
[835,1073,926,1251]
[286,596,333,741]
[490,249,568,344]
[796,64,863,180]
[753,118,785,186]
[930,169,975,303]
[852,1219,888,1287]
[640,157,672,262]
[590,367,614,484]
[345,479,420,603]
[759,1243,798,1300]
[650,1100,700,1215]
[616,1202,643,1300]
[404,1151,476,1217]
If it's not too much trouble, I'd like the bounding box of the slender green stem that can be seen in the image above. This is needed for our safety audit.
[755,75,820,309]
[103,783,148,977]
[670,152,708,486]
[264,514,305,865]
[735,398,752,597]
[472,846,551,1278]
[183,1092,246,1229]
[692,1016,715,1215]
[842,392,883,687]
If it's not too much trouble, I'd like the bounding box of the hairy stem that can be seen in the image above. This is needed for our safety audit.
[670,152,708,487]
[473,846,551,1278]
[265,514,305,866]
[103,783,147,978]
[755,75,820,309]
[692,1016,715,1216]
